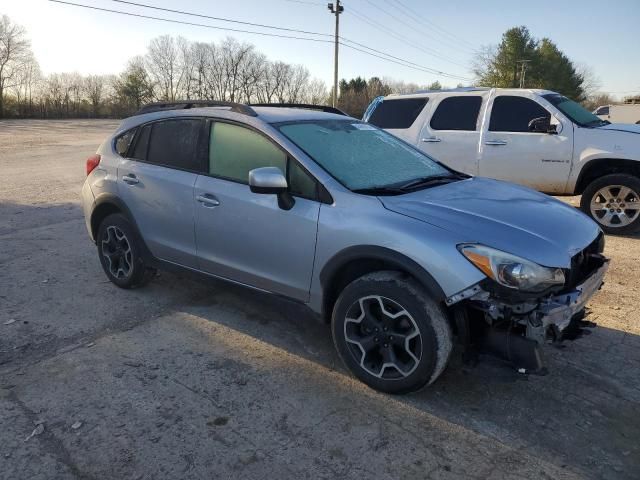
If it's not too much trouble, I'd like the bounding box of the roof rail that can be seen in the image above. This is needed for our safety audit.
[250,103,348,116]
[390,87,491,96]
[133,100,257,117]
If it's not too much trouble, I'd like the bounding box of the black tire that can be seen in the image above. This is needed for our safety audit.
[331,271,452,394]
[96,213,155,289]
[580,173,640,235]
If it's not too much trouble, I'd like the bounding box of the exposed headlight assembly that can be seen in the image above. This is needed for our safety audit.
[459,244,565,293]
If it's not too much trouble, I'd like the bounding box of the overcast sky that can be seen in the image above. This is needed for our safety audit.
[2,0,639,98]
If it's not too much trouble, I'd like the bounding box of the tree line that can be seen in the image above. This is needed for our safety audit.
[0,15,330,118]
[1,14,625,119]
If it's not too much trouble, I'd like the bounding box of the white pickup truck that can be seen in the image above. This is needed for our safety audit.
[363,88,640,234]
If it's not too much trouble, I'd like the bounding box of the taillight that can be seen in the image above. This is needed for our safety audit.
[86,154,101,176]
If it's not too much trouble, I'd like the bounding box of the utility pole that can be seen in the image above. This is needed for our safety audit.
[328,1,343,107]
[517,60,531,89]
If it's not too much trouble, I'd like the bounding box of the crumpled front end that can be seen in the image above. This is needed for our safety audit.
[449,235,609,373]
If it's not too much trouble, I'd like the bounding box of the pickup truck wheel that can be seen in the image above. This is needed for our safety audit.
[331,271,452,394]
[581,174,640,234]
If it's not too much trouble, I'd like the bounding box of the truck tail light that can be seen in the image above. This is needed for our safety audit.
[86,154,101,176]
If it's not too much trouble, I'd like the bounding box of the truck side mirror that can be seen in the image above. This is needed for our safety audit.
[528,116,555,134]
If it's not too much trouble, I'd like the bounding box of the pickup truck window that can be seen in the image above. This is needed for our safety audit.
[430,96,482,131]
[489,96,550,133]
[543,93,606,127]
[368,98,428,129]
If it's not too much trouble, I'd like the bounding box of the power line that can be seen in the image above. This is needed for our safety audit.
[340,42,471,81]
[48,0,472,82]
[346,6,470,70]
[49,0,334,43]
[388,0,478,51]
[359,0,474,56]
[112,0,332,37]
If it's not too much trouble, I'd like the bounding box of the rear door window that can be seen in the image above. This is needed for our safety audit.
[368,98,428,129]
[489,96,550,132]
[131,124,151,161]
[146,119,203,171]
[430,96,482,131]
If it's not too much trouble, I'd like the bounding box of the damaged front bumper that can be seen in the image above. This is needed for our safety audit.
[528,258,609,343]
[449,254,609,373]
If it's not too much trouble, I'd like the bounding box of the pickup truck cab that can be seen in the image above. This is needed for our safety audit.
[364,88,640,234]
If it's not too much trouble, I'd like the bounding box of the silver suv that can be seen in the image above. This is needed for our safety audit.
[82,101,609,394]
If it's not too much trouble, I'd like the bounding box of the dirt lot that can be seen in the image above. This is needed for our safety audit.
[1,119,639,480]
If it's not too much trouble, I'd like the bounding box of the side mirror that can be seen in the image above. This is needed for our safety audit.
[248,166,295,210]
[528,116,556,134]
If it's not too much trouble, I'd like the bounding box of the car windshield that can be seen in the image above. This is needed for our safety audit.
[542,93,607,127]
[276,120,450,191]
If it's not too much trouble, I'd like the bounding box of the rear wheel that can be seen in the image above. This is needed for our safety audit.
[97,213,155,288]
[581,173,640,234]
[331,271,452,394]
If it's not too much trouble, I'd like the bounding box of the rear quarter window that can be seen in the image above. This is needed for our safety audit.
[114,128,137,157]
[368,98,428,129]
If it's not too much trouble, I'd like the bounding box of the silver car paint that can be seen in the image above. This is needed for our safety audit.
[84,106,602,315]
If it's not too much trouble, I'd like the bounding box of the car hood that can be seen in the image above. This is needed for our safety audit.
[380,177,601,268]
[597,123,640,135]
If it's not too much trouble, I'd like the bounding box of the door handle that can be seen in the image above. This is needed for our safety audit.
[421,137,442,143]
[485,140,507,146]
[122,174,139,185]
[196,194,220,207]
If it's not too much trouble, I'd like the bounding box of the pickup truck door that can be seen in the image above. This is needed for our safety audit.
[479,94,573,193]
[416,95,485,175]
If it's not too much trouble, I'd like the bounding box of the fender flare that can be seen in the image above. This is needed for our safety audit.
[319,245,446,318]
[91,193,137,237]
[573,157,640,194]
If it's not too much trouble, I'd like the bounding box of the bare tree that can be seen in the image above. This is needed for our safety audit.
[84,75,107,116]
[146,35,185,101]
[0,15,32,117]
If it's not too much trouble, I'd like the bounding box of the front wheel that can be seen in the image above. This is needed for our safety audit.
[331,271,452,394]
[581,173,640,234]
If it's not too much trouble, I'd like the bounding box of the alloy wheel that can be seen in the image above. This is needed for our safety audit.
[590,185,640,228]
[343,295,422,379]
[101,225,133,279]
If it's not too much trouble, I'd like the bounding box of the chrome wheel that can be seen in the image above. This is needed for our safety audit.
[344,295,422,379]
[590,185,640,228]
[101,225,133,279]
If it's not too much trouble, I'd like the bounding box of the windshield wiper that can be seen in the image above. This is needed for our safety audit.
[394,173,468,191]
[352,186,407,196]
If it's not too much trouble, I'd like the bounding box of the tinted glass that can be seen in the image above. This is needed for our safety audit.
[147,119,202,170]
[115,129,136,156]
[489,96,550,132]
[430,96,482,131]
[543,93,606,127]
[131,124,151,160]
[288,160,317,199]
[368,98,428,129]
[595,106,609,115]
[278,121,449,191]
[209,123,286,183]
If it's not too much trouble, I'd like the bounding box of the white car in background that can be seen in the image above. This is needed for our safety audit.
[364,88,640,234]
[594,104,640,125]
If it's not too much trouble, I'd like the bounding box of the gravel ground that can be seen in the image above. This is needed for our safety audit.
[1,119,639,479]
